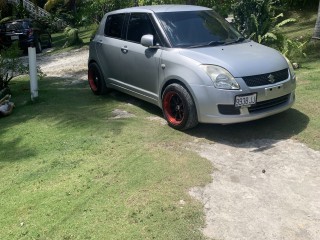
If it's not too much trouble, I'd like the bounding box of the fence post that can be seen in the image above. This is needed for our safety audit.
[28,47,38,101]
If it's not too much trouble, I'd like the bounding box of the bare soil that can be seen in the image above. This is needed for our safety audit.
[36,48,320,240]
[189,139,320,240]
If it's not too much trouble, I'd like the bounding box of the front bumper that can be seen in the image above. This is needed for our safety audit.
[191,76,296,124]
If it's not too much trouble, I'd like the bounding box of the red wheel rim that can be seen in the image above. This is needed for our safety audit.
[88,68,98,91]
[163,91,185,125]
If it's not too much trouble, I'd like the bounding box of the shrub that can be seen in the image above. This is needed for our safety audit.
[0,43,28,96]
[232,0,304,61]
[63,26,83,47]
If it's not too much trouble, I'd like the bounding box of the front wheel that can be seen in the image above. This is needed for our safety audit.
[162,83,198,130]
[88,62,107,95]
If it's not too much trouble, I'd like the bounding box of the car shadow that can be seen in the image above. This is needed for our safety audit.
[186,108,309,147]
[0,78,126,162]
[108,90,309,148]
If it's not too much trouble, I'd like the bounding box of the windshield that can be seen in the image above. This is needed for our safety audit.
[156,10,244,48]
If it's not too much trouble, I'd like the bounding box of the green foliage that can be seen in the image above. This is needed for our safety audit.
[76,0,140,26]
[279,0,319,9]
[232,0,307,61]
[0,16,13,24]
[282,38,307,60]
[12,2,30,19]
[0,43,28,91]
[233,0,276,43]
[75,0,235,26]
[63,26,83,47]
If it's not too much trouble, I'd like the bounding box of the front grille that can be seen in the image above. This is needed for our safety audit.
[243,69,289,87]
[249,94,290,113]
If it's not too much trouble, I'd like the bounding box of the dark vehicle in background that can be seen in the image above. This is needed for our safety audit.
[0,19,52,53]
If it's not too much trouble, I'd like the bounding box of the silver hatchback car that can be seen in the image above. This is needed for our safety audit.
[88,5,296,130]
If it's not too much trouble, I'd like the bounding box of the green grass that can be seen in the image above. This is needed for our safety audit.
[280,10,320,149]
[50,24,97,53]
[293,59,320,149]
[0,78,211,239]
[282,10,318,40]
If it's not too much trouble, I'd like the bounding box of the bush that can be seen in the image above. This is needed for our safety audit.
[63,26,83,47]
[0,43,28,94]
[232,0,304,61]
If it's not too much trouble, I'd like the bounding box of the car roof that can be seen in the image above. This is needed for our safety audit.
[1,19,31,24]
[109,5,211,14]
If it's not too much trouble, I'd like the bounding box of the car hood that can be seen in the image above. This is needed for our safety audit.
[178,41,288,78]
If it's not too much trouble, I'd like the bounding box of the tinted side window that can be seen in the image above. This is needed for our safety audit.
[127,13,157,43]
[104,14,125,38]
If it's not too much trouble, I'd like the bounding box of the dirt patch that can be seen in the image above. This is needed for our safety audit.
[146,116,167,125]
[110,109,135,119]
[22,47,89,81]
[188,139,320,240]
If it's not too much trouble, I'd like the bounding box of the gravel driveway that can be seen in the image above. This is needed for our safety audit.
[189,139,320,240]
[36,48,320,240]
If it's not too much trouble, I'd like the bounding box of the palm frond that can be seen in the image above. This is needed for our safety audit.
[276,18,296,28]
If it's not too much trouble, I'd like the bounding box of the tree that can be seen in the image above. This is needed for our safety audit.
[313,0,320,39]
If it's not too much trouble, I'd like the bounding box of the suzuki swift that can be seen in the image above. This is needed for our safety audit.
[88,5,296,130]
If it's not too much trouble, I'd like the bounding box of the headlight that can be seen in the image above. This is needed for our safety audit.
[285,57,296,79]
[200,65,240,90]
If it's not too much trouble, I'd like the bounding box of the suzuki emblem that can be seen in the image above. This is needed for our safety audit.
[268,74,275,83]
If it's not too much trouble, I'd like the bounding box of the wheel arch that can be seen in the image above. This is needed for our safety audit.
[160,79,198,111]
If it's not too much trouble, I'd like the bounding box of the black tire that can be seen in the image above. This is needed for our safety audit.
[35,36,42,53]
[88,62,107,95]
[162,83,198,130]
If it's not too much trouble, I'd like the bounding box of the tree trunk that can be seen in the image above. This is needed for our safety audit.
[313,0,320,40]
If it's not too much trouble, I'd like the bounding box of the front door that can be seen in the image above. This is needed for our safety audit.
[119,13,162,103]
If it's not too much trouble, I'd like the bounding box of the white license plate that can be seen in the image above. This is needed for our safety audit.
[235,93,257,107]
[11,35,19,40]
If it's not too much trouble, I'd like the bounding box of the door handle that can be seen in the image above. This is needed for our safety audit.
[121,46,128,54]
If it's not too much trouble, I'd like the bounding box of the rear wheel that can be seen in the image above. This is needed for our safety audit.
[88,62,107,95]
[162,83,198,130]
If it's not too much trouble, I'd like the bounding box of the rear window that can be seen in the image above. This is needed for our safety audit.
[3,21,29,31]
[104,14,125,39]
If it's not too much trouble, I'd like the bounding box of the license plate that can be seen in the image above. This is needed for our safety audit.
[235,93,257,107]
[11,35,19,40]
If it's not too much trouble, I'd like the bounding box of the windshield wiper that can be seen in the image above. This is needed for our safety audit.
[187,40,226,48]
[224,37,246,45]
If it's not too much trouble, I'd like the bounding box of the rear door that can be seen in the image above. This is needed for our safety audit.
[95,13,127,83]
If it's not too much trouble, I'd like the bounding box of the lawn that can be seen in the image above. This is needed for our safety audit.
[50,24,97,53]
[0,77,211,239]
[0,9,319,240]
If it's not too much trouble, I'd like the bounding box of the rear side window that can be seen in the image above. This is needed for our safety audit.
[104,14,125,39]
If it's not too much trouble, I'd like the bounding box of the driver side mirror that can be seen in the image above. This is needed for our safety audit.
[141,34,159,48]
